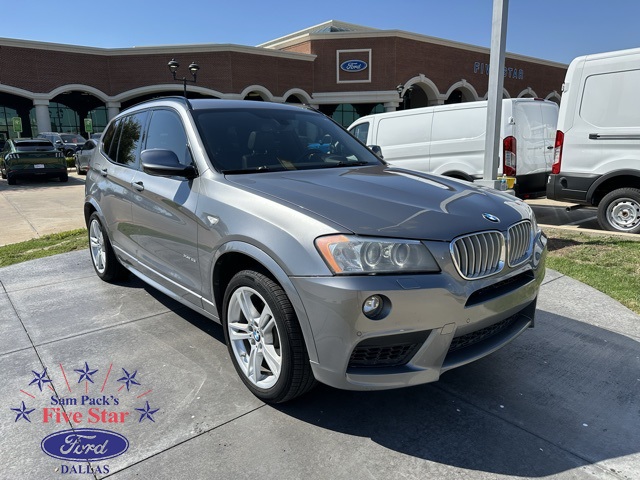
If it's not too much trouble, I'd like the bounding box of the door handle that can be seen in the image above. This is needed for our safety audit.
[100,168,108,177]
[132,181,144,192]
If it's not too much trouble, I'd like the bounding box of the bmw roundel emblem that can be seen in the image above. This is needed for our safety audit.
[482,213,500,223]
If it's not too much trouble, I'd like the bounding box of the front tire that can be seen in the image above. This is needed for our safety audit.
[88,212,127,281]
[597,188,640,234]
[222,270,315,403]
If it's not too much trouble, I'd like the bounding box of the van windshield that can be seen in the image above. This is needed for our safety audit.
[192,107,382,173]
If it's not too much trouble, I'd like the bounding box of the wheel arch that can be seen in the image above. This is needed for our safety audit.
[442,170,475,182]
[212,241,319,363]
[587,169,640,205]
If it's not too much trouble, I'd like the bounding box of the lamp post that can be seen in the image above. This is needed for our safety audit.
[168,59,200,98]
[396,84,404,109]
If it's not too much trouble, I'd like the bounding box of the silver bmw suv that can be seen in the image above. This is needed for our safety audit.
[84,97,547,403]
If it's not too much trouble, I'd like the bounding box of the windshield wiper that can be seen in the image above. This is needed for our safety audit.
[325,161,371,168]
[221,166,271,174]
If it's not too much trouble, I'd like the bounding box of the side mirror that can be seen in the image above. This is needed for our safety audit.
[368,145,383,159]
[141,149,197,179]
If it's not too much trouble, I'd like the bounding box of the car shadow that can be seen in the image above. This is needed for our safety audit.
[267,310,639,477]
[126,277,640,477]
[0,172,85,190]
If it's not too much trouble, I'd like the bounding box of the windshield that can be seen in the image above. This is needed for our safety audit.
[192,106,382,173]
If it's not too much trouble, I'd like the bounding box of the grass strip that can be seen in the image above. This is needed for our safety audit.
[0,229,87,268]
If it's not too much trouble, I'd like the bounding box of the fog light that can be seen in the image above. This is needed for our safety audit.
[363,295,385,319]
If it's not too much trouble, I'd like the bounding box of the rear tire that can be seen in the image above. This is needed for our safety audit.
[60,173,69,182]
[597,188,640,234]
[88,212,128,282]
[7,173,16,185]
[222,269,316,403]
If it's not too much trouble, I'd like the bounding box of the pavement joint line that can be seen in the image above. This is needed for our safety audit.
[1,272,97,294]
[431,382,621,478]
[0,190,40,237]
[100,404,268,479]
[1,277,90,471]
[17,306,193,351]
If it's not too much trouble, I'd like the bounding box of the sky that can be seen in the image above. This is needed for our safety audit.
[2,0,638,65]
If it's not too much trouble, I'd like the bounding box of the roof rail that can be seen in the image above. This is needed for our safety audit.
[128,95,194,111]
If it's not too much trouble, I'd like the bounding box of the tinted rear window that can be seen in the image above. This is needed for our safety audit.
[15,141,55,151]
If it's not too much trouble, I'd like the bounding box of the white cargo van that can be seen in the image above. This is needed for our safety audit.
[547,47,640,233]
[348,98,558,197]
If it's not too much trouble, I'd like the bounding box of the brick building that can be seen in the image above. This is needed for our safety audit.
[0,20,566,140]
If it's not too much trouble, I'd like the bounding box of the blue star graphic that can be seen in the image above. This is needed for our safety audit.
[29,368,52,391]
[11,401,35,423]
[117,368,141,391]
[135,401,159,423]
[74,362,98,384]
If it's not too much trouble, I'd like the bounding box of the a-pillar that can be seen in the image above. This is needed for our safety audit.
[33,99,51,135]
[106,102,121,121]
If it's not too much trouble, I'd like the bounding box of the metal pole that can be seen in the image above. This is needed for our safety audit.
[478,0,509,190]
[183,78,187,99]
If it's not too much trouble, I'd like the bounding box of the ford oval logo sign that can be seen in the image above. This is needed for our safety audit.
[340,60,368,72]
[41,428,129,462]
[483,213,500,223]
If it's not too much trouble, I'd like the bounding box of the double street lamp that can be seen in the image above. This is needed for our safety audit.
[168,59,200,98]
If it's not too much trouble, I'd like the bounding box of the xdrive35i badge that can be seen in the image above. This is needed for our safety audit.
[483,213,500,223]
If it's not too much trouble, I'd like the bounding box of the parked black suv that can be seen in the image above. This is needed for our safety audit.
[37,132,86,157]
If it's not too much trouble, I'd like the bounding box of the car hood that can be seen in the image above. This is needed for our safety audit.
[226,165,532,241]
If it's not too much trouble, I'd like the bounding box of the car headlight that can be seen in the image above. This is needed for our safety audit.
[315,235,440,274]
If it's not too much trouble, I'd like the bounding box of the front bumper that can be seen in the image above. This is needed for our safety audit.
[546,173,599,204]
[291,239,546,390]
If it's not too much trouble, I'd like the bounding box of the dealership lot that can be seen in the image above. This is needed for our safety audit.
[1,249,640,479]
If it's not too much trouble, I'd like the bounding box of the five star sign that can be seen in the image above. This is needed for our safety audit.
[12,361,162,431]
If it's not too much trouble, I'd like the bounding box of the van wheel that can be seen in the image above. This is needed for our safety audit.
[597,188,640,234]
[88,213,128,281]
[222,270,316,403]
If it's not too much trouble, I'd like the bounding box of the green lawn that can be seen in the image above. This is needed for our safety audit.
[544,228,640,314]
[0,229,87,268]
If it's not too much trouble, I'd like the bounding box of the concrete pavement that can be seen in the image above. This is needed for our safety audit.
[0,171,86,247]
[1,251,639,479]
